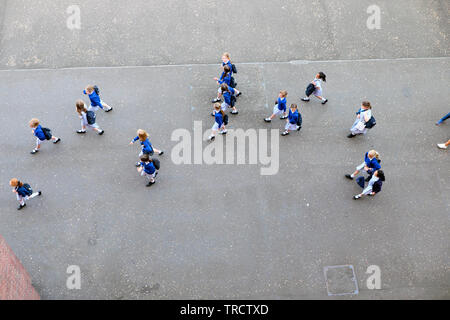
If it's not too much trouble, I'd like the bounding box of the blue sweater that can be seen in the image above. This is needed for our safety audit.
[133,136,154,154]
[34,125,46,141]
[84,90,103,109]
[276,97,287,112]
[288,109,299,124]
[218,73,232,86]
[222,61,233,74]
[364,152,381,174]
[215,112,224,128]
[141,161,156,175]
[223,87,235,106]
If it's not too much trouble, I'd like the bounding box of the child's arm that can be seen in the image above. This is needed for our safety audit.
[129,136,139,145]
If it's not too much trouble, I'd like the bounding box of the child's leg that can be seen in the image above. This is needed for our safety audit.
[28,192,40,199]
[16,194,25,205]
[35,138,42,150]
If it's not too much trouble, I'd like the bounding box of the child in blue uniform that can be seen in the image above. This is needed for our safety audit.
[220,84,239,115]
[75,100,104,135]
[9,178,42,210]
[281,104,301,136]
[83,85,113,112]
[212,53,241,103]
[130,129,164,166]
[29,118,61,155]
[345,150,381,181]
[264,91,288,122]
[208,103,228,141]
[137,154,158,187]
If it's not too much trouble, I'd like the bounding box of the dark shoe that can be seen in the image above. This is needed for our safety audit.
[353,195,361,200]
[158,151,164,156]
[280,115,288,120]
[38,191,42,196]
[322,99,328,105]
[98,130,104,135]
[236,92,242,97]
[212,98,221,103]
[345,174,354,180]
[301,98,310,102]
[17,203,26,210]
[77,130,87,134]
[146,181,156,187]
[231,110,239,115]
[30,149,39,155]
[53,138,61,144]
[347,133,356,138]
[281,131,289,136]
[264,118,272,123]
[135,162,141,167]
[297,126,302,131]
[105,107,113,112]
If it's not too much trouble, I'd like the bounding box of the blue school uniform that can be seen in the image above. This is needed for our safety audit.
[288,109,299,124]
[364,152,381,174]
[223,87,236,106]
[34,125,47,141]
[16,186,31,197]
[133,136,154,154]
[218,73,232,86]
[222,61,233,74]
[215,112,224,128]
[141,161,156,175]
[277,97,287,112]
[84,89,104,109]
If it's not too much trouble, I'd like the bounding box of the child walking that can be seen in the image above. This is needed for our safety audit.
[29,118,61,154]
[130,129,164,166]
[213,66,242,103]
[281,104,302,136]
[220,84,239,115]
[208,103,228,141]
[264,91,288,122]
[83,85,113,112]
[75,100,104,135]
[9,178,42,210]
[345,150,381,181]
[353,170,385,199]
[348,101,375,138]
[137,154,158,187]
[301,72,328,105]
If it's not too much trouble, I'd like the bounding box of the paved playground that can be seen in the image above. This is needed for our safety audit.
[0,0,448,299]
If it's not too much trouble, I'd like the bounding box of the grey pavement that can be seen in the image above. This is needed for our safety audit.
[0,0,449,300]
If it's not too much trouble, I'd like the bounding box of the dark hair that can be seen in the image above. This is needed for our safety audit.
[223,65,231,78]
[318,72,326,82]
[377,170,385,182]
[140,154,150,162]
[362,101,372,109]
[221,83,229,93]
[290,103,298,110]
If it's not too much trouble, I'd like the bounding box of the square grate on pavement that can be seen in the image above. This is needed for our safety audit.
[323,265,359,296]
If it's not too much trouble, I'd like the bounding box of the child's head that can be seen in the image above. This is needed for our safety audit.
[222,52,231,63]
[375,170,385,181]
[214,103,221,111]
[368,150,380,160]
[86,85,95,94]
[290,103,298,111]
[221,83,229,92]
[279,90,288,98]
[76,100,87,114]
[9,178,20,187]
[137,129,149,141]
[223,65,231,74]
[317,72,326,82]
[362,101,372,109]
[140,154,150,163]
[29,118,40,128]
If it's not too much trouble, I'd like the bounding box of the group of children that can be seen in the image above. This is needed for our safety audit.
[11,85,164,210]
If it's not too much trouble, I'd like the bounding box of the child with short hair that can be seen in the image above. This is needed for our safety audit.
[137,154,157,187]
[9,178,42,210]
[281,104,302,136]
[353,170,385,199]
[75,100,104,135]
[301,72,328,105]
[83,85,113,112]
[130,129,164,166]
[208,103,228,141]
[29,118,61,154]
[264,91,288,122]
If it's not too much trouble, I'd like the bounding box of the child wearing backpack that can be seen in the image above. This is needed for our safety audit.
[83,85,113,113]
[353,170,385,199]
[75,100,104,135]
[137,154,158,187]
[208,103,228,141]
[345,150,381,181]
[281,104,302,136]
[130,129,164,166]
[9,178,42,210]
[220,84,239,115]
[301,72,328,105]
[29,118,61,155]
[212,53,241,103]
[348,101,374,138]
[264,91,288,122]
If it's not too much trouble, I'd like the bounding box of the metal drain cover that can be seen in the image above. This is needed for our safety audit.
[324,265,359,296]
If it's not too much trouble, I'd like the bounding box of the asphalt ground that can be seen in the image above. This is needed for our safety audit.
[0,0,448,299]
